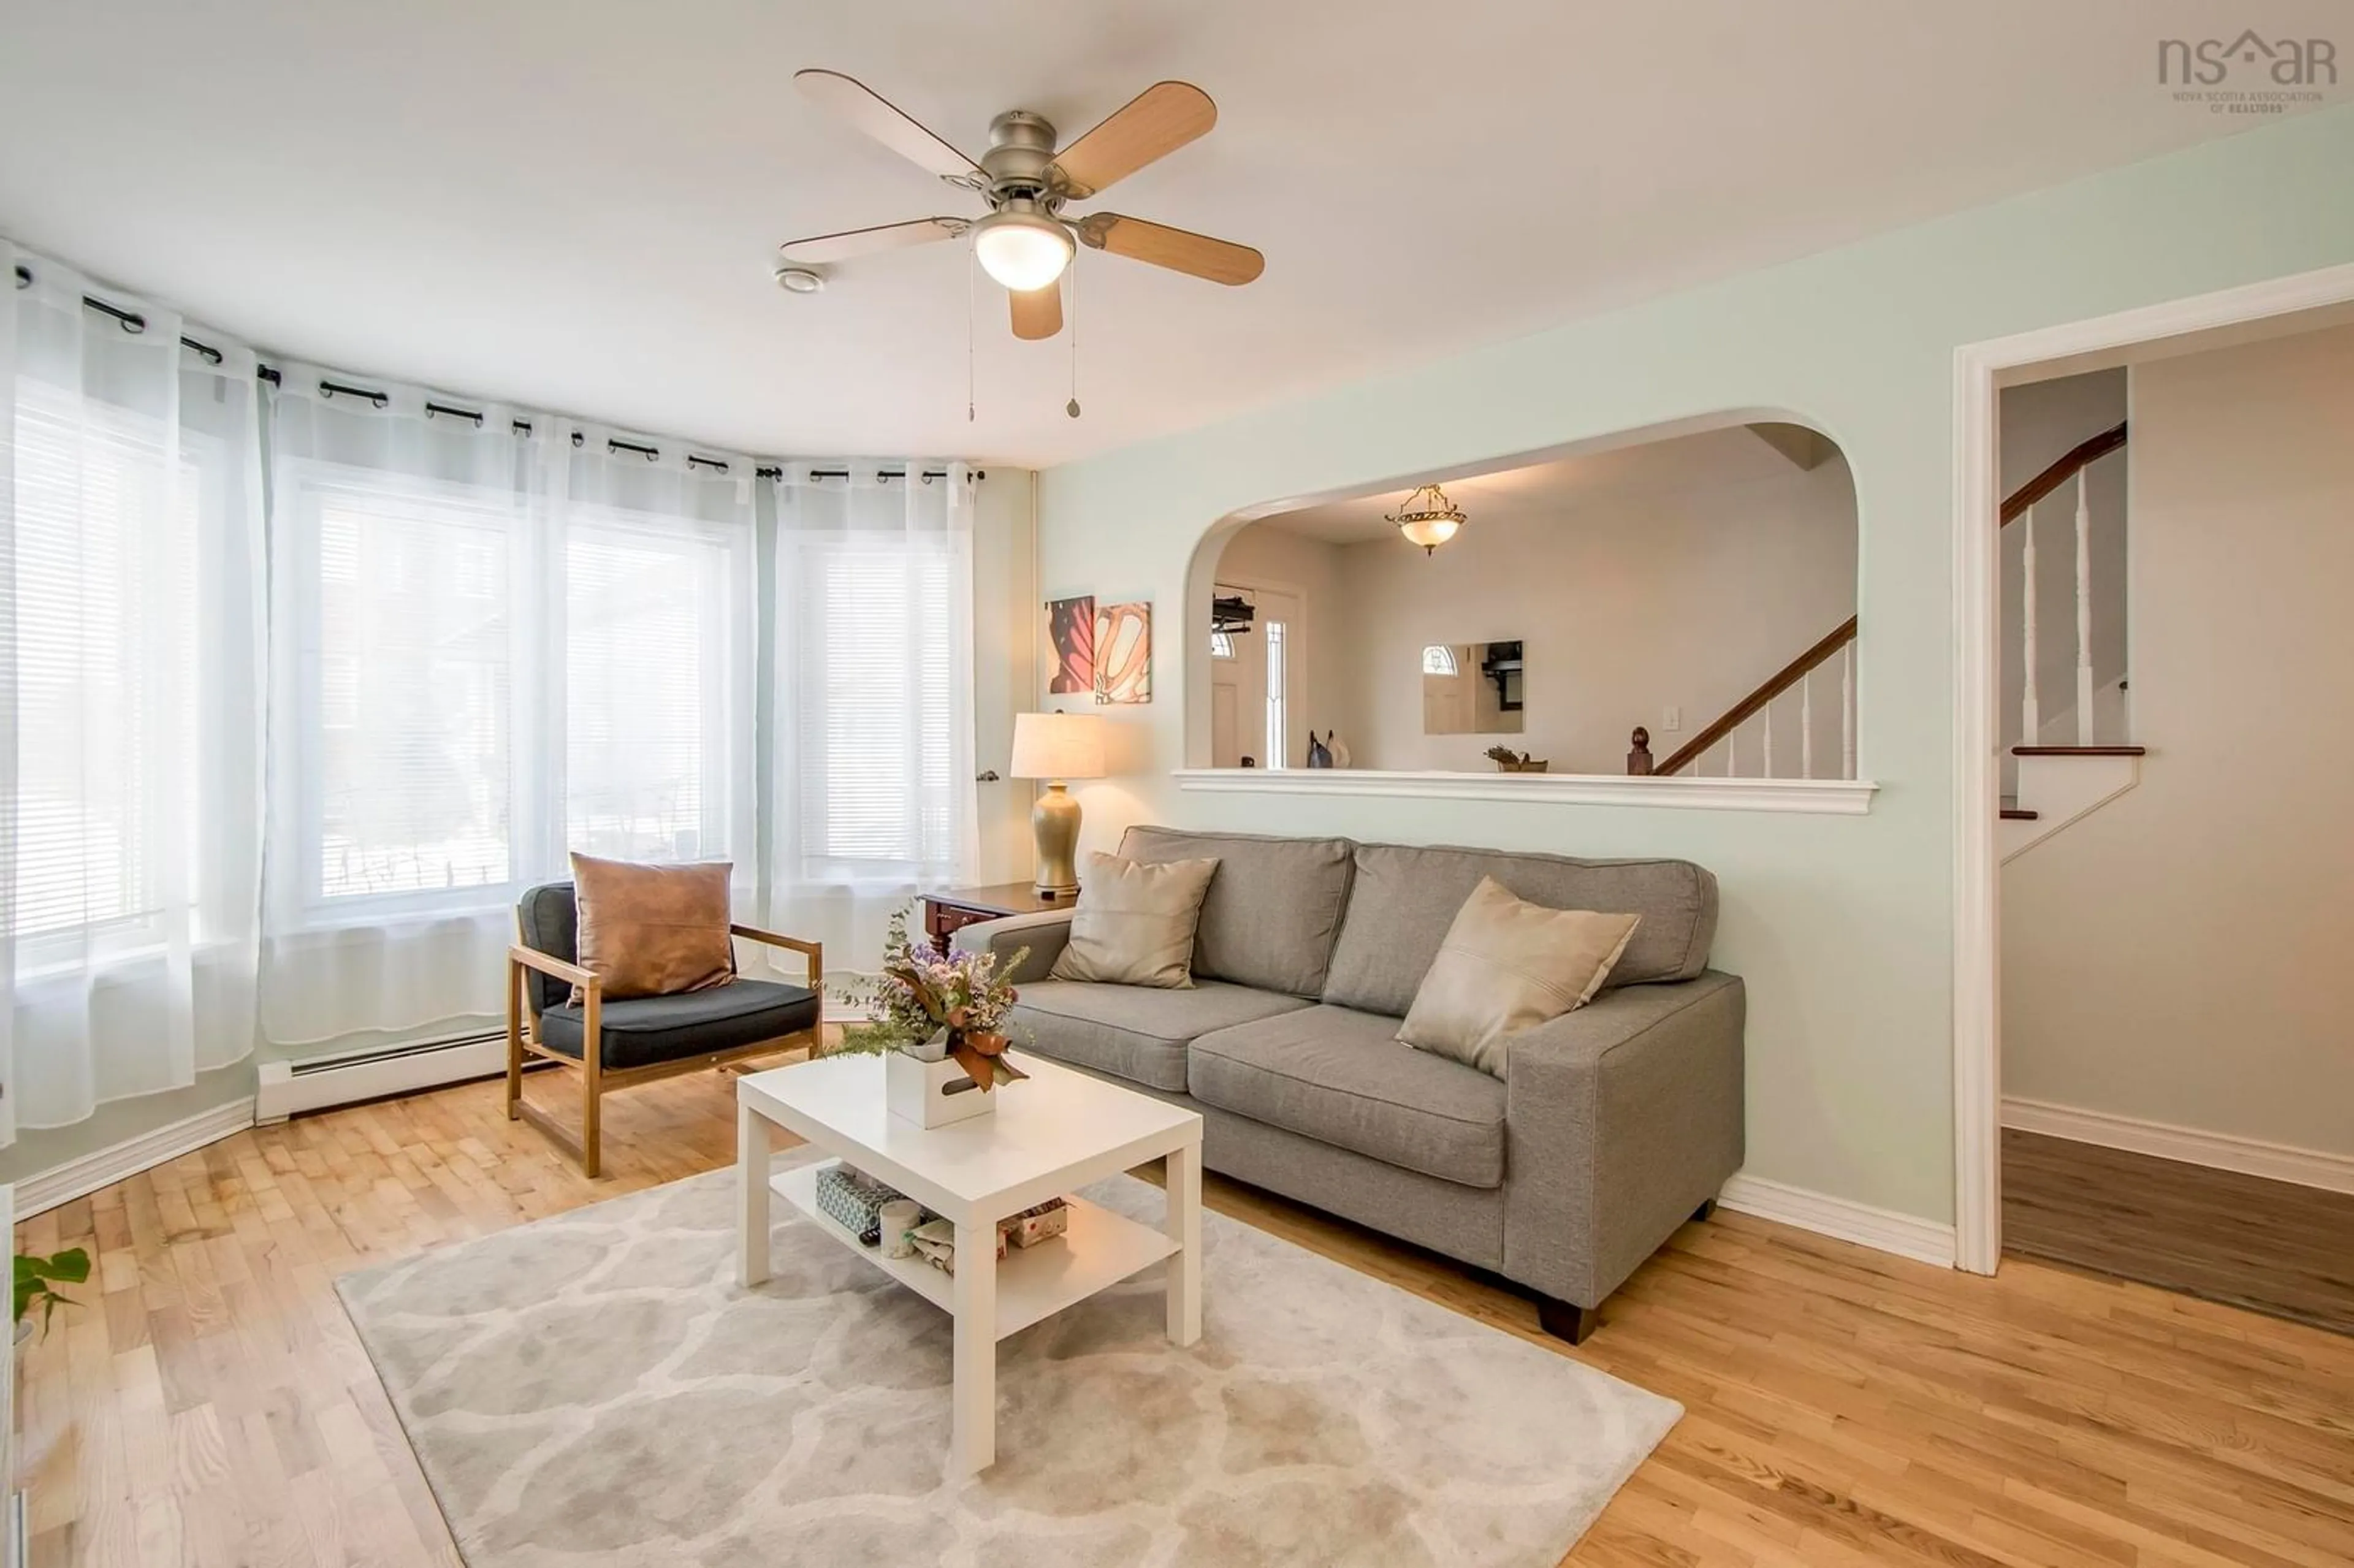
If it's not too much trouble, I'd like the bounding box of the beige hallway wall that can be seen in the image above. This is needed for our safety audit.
[1209,522,1351,766]
[1291,437,1857,775]
[2002,322,2354,1157]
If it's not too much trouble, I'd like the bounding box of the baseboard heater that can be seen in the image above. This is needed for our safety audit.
[255,1030,548,1122]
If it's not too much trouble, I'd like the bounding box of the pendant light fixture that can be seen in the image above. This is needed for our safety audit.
[1387,484,1468,554]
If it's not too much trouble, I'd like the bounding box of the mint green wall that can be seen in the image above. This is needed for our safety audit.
[0,1063,251,1189]
[1035,107,2354,1227]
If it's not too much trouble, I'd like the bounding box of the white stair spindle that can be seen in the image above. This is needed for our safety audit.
[1800,668,1815,780]
[2074,468,2095,745]
[1841,641,1856,780]
[2020,499,2040,744]
[1762,694,1775,777]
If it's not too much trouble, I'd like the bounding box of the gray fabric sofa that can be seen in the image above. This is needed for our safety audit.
[951,826,1745,1342]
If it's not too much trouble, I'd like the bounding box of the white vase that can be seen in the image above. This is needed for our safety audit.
[886,1047,997,1128]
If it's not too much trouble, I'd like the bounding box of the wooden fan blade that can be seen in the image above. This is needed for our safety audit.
[780,217,969,265]
[1077,213,1263,286]
[1051,82,1216,199]
[1010,283,1063,341]
[794,69,984,183]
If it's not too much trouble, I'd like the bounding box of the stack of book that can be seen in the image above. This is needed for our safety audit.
[906,1197,1072,1275]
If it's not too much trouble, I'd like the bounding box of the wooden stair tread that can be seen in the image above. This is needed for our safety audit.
[2011,745,2146,757]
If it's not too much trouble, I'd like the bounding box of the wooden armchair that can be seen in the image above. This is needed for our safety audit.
[505,882,823,1177]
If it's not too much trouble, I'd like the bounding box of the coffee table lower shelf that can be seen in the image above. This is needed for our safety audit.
[772,1159,1179,1338]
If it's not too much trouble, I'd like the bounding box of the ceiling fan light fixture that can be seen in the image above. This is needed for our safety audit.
[1387,484,1468,555]
[973,206,1073,292]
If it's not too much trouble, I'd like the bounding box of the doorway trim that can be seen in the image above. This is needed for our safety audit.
[1950,259,2354,1276]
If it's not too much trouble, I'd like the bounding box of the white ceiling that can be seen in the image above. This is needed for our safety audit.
[0,2,2336,468]
[1254,425,1830,544]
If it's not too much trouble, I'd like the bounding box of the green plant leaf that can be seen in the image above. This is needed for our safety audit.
[18,1249,88,1286]
[14,1249,93,1327]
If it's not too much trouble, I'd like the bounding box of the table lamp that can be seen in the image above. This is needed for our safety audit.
[1008,712,1107,897]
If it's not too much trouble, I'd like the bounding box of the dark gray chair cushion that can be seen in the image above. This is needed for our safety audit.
[517,881,580,1015]
[537,980,819,1071]
[1187,1004,1507,1189]
[1322,843,1718,1018]
[1117,826,1355,998]
[1010,980,1312,1092]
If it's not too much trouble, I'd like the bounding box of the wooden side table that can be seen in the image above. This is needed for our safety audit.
[921,881,1072,954]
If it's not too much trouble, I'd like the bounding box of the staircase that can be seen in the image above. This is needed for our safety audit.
[1629,418,2139,857]
[1625,618,1856,780]
[1994,420,2138,858]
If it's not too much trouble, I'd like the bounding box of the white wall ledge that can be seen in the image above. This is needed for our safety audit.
[1171,768,1878,815]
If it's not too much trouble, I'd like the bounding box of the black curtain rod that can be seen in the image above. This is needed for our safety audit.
[16,264,983,483]
[754,466,983,482]
[17,262,229,367]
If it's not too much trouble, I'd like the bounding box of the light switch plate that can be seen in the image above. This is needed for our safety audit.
[1663,706,1682,731]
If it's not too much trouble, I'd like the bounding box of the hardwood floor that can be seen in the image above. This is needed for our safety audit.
[2004,1127,2354,1337]
[13,1068,2354,1568]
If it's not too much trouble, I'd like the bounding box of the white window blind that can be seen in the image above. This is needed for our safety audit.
[9,381,198,942]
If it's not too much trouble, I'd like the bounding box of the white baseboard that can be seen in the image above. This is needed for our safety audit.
[2003,1096,2354,1195]
[1716,1173,1958,1268]
[13,1097,257,1219]
[256,1032,514,1124]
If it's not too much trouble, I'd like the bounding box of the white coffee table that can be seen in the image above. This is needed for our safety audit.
[734,1051,1204,1475]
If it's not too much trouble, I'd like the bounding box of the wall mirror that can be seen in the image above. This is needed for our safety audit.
[1422,641,1524,735]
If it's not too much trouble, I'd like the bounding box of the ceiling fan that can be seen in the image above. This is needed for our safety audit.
[780,70,1263,341]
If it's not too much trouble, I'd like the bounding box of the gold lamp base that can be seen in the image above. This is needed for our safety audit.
[1031,781,1083,897]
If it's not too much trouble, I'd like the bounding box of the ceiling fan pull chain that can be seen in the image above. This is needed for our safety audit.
[966,236,977,424]
[1067,252,1082,420]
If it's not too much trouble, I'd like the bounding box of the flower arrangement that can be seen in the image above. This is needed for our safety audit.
[832,903,1030,1092]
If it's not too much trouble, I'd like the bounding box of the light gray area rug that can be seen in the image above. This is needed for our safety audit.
[338,1161,1679,1567]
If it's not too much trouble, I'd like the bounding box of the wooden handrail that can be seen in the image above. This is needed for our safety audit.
[1635,421,2124,780]
[1654,616,1857,777]
[2000,421,2125,526]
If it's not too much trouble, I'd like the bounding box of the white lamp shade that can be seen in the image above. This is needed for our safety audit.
[1398,514,1461,549]
[1009,711,1106,780]
[973,211,1074,292]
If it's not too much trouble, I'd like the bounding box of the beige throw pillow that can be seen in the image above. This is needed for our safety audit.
[569,853,737,1003]
[1396,877,1640,1077]
[1048,851,1220,989]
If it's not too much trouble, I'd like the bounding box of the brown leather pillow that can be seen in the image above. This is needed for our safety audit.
[568,853,736,1003]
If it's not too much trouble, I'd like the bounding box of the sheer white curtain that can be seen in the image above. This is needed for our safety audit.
[0,245,265,1147]
[769,464,978,976]
[260,374,756,1050]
